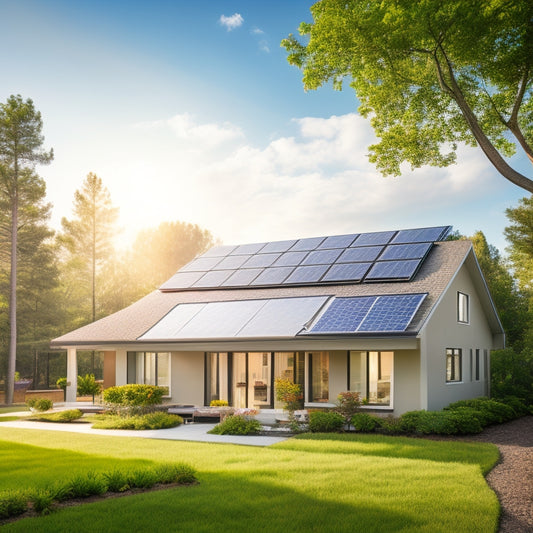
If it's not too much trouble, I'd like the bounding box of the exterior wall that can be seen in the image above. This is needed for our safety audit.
[327,350,348,403]
[392,349,420,414]
[115,350,128,386]
[170,351,204,405]
[421,265,494,411]
[103,351,116,389]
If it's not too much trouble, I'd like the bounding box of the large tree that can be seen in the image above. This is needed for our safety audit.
[283,0,533,192]
[59,173,118,326]
[0,96,53,404]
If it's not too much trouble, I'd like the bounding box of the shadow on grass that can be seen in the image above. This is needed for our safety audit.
[274,433,499,474]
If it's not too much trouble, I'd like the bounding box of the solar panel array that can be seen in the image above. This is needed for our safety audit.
[302,293,427,334]
[160,226,451,291]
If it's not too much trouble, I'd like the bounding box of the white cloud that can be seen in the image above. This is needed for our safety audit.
[219,13,244,31]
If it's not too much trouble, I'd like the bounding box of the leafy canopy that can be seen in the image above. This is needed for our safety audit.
[283,0,533,192]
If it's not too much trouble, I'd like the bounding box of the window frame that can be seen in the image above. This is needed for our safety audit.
[126,351,171,395]
[446,348,462,383]
[457,292,469,324]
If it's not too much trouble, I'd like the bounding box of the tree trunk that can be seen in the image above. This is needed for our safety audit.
[6,190,18,405]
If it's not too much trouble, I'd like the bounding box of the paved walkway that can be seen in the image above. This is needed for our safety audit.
[0,413,290,447]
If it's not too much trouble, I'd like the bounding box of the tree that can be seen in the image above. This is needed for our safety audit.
[0,95,53,404]
[283,0,533,192]
[59,173,118,326]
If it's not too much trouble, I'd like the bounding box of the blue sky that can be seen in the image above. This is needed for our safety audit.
[0,0,528,253]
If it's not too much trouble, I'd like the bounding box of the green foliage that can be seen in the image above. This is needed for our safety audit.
[67,472,108,499]
[335,391,361,424]
[103,470,130,493]
[91,412,182,430]
[56,377,67,390]
[151,463,197,485]
[26,397,53,412]
[399,410,483,435]
[127,469,158,489]
[29,409,83,423]
[208,414,261,435]
[209,399,228,407]
[0,490,28,519]
[274,378,303,415]
[77,373,101,397]
[445,397,516,425]
[491,348,533,405]
[283,0,533,192]
[28,489,55,515]
[351,412,380,432]
[308,410,345,433]
[102,384,166,413]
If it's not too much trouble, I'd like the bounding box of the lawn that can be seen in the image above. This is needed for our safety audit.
[0,427,500,533]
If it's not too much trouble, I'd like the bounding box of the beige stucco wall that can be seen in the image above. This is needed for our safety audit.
[170,351,204,405]
[421,264,493,411]
[392,349,420,414]
[327,350,349,402]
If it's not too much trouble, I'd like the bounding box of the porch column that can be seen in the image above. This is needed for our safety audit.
[66,348,78,403]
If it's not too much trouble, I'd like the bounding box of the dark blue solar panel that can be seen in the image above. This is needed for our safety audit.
[365,260,421,281]
[318,234,358,249]
[200,245,237,257]
[273,251,308,267]
[180,256,223,272]
[230,242,267,255]
[222,268,263,286]
[322,262,372,282]
[380,243,432,261]
[290,236,326,251]
[192,270,234,287]
[260,240,298,253]
[358,294,427,332]
[391,226,450,244]
[250,266,294,285]
[285,265,329,283]
[352,231,396,246]
[308,297,376,333]
[213,254,252,270]
[301,249,343,265]
[242,253,280,268]
[337,246,383,263]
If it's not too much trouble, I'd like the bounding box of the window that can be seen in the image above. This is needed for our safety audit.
[127,352,170,394]
[458,292,469,323]
[446,348,462,382]
[475,349,480,381]
[309,352,329,402]
[349,351,393,406]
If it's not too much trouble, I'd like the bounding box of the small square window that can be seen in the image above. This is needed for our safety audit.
[458,292,469,323]
[446,348,462,382]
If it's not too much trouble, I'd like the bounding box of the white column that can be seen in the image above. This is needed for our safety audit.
[66,348,78,403]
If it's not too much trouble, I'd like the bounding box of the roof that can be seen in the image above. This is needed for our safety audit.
[50,231,502,347]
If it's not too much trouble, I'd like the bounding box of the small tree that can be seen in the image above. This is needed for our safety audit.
[77,374,102,404]
[274,378,303,426]
[335,391,362,426]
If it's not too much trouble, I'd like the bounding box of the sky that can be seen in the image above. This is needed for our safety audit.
[0,0,529,254]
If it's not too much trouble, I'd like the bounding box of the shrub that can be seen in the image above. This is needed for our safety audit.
[103,470,130,492]
[208,414,261,435]
[351,412,380,432]
[152,463,197,485]
[335,392,361,424]
[446,408,484,434]
[67,472,108,499]
[210,399,229,407]
[103,384,166,414]
[0,490,28,519]
[56,377,67,391]
[445,397,516,425]
[399,409,484,435]
[29,489,55,515]
[77,374,102,400]
[308,411,345,433]
[29,409,84,423]
[498,396,529,417]
[128,469,158,489]
[275,378,303,420]
[26,397,53,412]
[91,412,182,430]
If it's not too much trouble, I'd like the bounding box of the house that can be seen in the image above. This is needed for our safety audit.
[51,225,504,415]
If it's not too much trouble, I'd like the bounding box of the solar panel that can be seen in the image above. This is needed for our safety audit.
[272,251,308,267]
[302,249,343,265]
[213,254,252,270]
[191,270,234,288]
[358,294,427,332]
[180,256,223,272]
[285,265,329,283]
[318,234,358,249]
[200,245,236,258]
[391,226,450,244]
[352,231,396,246]
[230,242,267,255]
[222,268,263,286]
[365,260,421,281]
[242,253,281,268]
[307,296,376,333]
[250,266,294,285]
[380,242,432,261]
[159,271,205,291]
[322,262,372,282]
[290,236,326,251]
[139,302,206,339]
[337,246,383,263]
[260,239,298,253]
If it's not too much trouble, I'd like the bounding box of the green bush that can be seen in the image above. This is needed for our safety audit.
[351,412,380,432]
[208,414,261,435]
[446,408,484,434]
[29,409,84,423]
[26,398,53,412]
[67,472,108,499]
[127,469,158,489]
[103,470,130,493]
[77,374,102,398]
[335,392,362,424]
[152,463,197,485]
[445,397,516,425]
[0,490,28,519]
[29,489,55,515]
[103,384,166,414]
[399,409,484,435]
[308,411,345,433]
[91,412,182,430]
[499,396,529,417]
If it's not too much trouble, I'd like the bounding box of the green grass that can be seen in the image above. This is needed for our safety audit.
[0,427,500,533]
[0,406,28,414]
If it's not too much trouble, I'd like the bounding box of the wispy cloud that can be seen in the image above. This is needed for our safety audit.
[250,26,269,53]
[219,13,244,31]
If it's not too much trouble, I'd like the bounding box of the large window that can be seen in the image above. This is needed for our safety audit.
[457,292,469,323]
[309,352,329,402]
[274,352,304,409]
[205,352,228,405]
[446,348,462,382]
[349,351,393,406]
[127,352,170,394]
